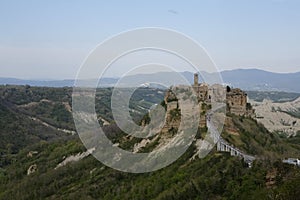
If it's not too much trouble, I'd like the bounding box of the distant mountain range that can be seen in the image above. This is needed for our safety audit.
[1,69,300,92]
[0,77,118,88]
[220,69,300,92]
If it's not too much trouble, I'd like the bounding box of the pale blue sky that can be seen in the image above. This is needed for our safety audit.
[0,0,300,79]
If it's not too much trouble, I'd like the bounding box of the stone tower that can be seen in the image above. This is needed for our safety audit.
[194,73,198,86]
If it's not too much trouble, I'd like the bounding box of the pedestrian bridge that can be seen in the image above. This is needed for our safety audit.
[216,138,256,167]
[206,109,256,167]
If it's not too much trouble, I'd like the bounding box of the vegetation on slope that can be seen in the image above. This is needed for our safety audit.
[223,114,300,160]
[0,86,299,199]
[0,136,299,200]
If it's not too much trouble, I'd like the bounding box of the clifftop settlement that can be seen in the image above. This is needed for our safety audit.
[192,73,254,117]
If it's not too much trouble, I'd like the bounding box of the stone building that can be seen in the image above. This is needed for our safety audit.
[192,73,254,117]
[192,73,210,102]
[226,86,253,116]
[162,73,255,130]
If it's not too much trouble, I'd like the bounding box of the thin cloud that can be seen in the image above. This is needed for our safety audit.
[168,9,179,15]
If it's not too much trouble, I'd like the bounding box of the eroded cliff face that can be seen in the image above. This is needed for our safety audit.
[119,82,258,163]
[250,97,300,137]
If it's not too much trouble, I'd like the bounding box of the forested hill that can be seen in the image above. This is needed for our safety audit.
[0,85,299,200]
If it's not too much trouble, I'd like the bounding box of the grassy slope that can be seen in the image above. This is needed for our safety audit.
[0,86,300,199]
[223,114,300,159]
[0,115,300,199]
[0,99,70,158]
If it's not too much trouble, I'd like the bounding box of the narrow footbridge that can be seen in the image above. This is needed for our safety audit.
[206,107,256,167]
[216,138,256,167]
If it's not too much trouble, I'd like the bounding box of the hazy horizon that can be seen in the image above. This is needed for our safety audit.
[1,68,300,81]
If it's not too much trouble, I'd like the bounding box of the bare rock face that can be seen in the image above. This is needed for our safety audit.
[224,117,239,136]
[250,98,300,136]
[27,164,37,175]
[27,151,38,158]
[266,169,277,188]
[54,148,95,169]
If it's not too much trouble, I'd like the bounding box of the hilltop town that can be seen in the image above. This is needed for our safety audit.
[160,74,256,163]
[193,73,254,117]
[164,73,255,129]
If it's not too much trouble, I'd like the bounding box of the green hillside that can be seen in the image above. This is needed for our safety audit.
[0,85,299,200]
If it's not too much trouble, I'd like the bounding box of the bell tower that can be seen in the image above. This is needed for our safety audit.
[194,73,199,86]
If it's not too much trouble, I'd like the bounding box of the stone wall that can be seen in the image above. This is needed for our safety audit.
[226,87,254,117]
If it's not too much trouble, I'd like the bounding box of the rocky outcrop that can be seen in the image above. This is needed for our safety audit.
[55,148,95,169]
[27,164,37,175]
[27,151,38,158]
